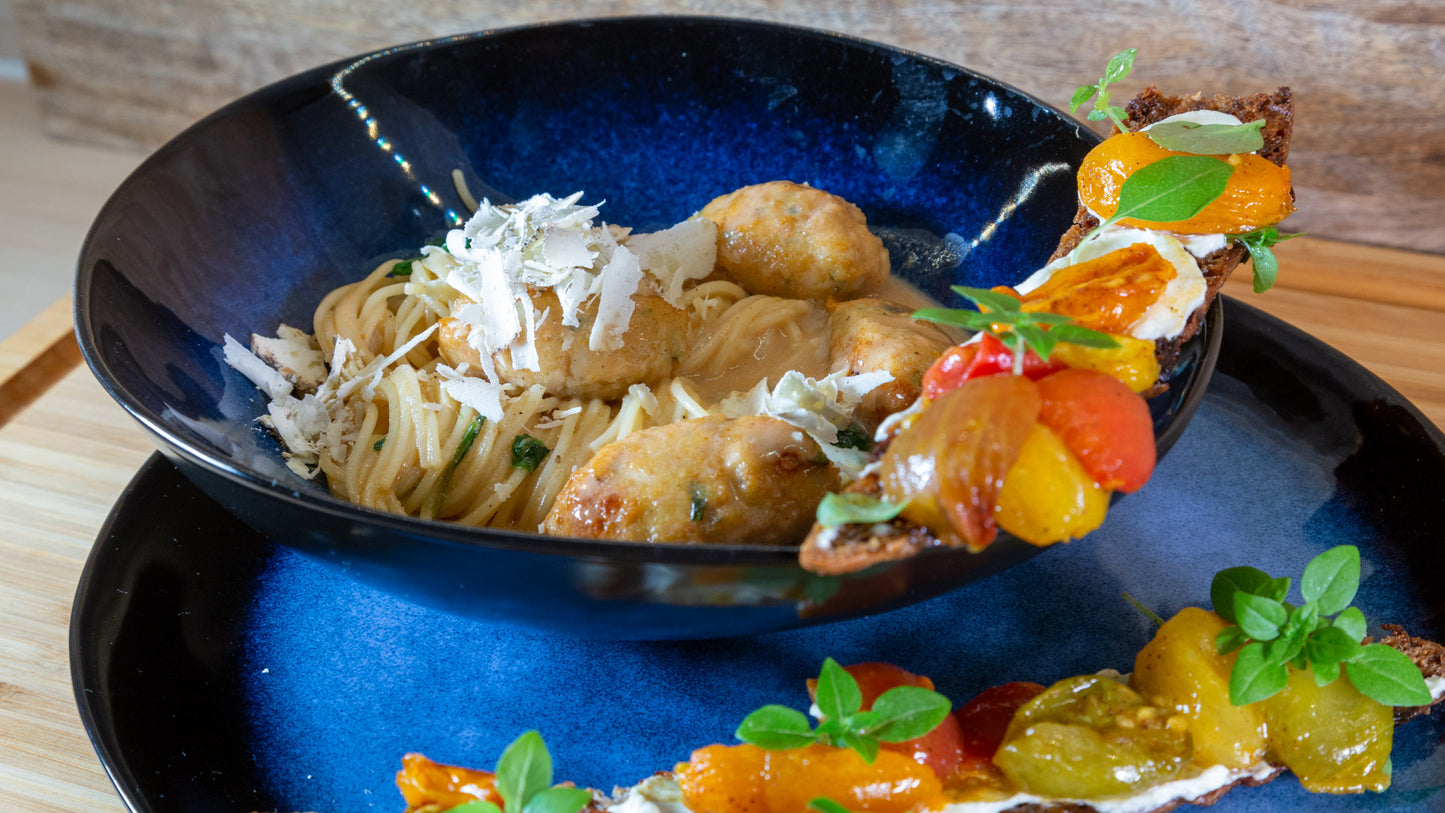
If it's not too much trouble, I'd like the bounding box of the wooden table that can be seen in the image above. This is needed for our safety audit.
[0,237,1442,812]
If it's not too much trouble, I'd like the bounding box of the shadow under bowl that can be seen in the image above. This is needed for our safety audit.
[75,16,1220,639]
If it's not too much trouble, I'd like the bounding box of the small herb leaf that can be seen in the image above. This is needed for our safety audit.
[865,686,953,743]
[816,492,906,527]
[1312,658,1341,688]
[1069,84,1099,114]
[837,731,880,765]
[1211,566,1274,623]
[523,787,593,813]
[1334,607,1367,643]
[443,802,503,813]
[1305,624,1362,665]
[815,658,864,722]
[1105,155,1233,227]
[1146,119,1266,155]
[736,705,818,750]
[1216,625,1250,655]
[1104,49,1137,84]
[511,434,551,472]
[1346,644,1434,707]
[1301,544,1360,614]
[495,731,553,813]
[1234,592,1287,641]
[1230,226,1302,293]
[810,799,855,813]
[1230,642,1290,705]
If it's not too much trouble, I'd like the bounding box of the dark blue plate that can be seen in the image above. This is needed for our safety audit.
[74,16,1222,638]
[72,297,1445,813]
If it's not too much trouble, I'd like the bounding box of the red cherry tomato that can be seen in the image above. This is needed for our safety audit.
[922,334,1066,399]
[953,681,1047,775]
[1035,367,1157,493]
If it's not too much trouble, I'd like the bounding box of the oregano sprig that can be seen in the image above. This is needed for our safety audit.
[1070,48,1137,134]
[735,658,952,764]
[913,286,1120,374]
[1211,545,1432,708]
[442,731,592,813]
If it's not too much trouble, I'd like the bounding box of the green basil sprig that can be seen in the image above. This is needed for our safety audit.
[1070,48,1137,134]
[1230,225,1302,293]
[1212,545,1432,708]
[442,730,592,813]
[511,434,551,472]
[735,658,952,764]
[914,286,1119,372]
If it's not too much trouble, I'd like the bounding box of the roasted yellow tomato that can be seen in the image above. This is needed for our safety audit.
[1258,664,1395,793]
[675,743,770,813]
[993,423,1108,546]
[1049,333,1161,394]
[993,675,1192,799]
[1131,608,1268,770]
[1078,131,1294,234]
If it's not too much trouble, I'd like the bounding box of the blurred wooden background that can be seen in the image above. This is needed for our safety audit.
[11,0,1445,253]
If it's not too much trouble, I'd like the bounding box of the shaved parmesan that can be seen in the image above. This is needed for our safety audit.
[223,334,292,400]
[628,217,718,306]
[721,369,893,478]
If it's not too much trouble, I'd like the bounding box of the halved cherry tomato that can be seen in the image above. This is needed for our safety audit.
[807,663,966,782]
[921,334,1065,400]
[878,375,1041,550]
[1035,368,1156,493]
[396,753,502,811]
[954,682,1048,776]
[994,422,1110,546]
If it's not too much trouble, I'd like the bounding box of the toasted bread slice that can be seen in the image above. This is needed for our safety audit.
[799,87,1294,576]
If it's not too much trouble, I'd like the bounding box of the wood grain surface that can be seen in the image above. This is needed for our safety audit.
[10,0,1445,254]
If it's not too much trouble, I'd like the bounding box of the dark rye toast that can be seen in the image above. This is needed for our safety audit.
[798,86,1294,576]
[1052,86,1295,373]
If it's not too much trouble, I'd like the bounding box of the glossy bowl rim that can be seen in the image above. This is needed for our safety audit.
[73,14,1209,567]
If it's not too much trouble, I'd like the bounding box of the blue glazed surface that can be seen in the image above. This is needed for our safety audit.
[74,17,1220,638]
[71,298,1445,813]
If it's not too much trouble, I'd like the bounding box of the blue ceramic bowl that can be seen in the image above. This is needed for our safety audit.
[75,16,1219,639]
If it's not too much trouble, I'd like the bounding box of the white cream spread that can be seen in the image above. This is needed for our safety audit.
[1014,226,1207,342]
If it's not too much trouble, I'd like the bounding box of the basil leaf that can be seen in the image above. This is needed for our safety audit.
[910,307,993,331]
[1103,48,1137,85]
[1216,625,1250,655]
[688,482,707,522]
[444,802,503,813]
[815,492,906,527]
[1108,155,1233,226]
[1046,323,1120,349]
[431,414,485,516]
[495,731,553,813]
[391,259,415,277]
[1305,625,1361,666]
[1234,592,1287,641]
[1345,644,1433,707]
[1230,642,1289,705]
[1301,545,1360,614]
[815,658,863,722]
[810,798,856,813]
[511,434,551,472]
[950,285,1023,314]
[1334,607,1367,643]
[523,787,593,813]
[865,685,953,743]
[1211,566,1274,623]
[833,425,872,451]
[1146,119,1265,155]
[1070,83,1099,114]
[735,705,817,750]
[1245,242,1279,293]
[1312,658,1341,688]
[837,730,880,765]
